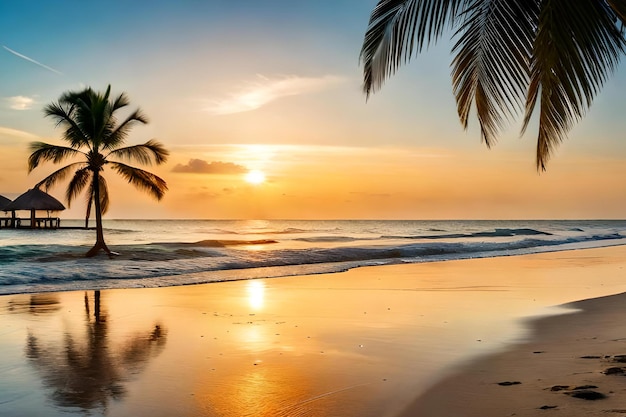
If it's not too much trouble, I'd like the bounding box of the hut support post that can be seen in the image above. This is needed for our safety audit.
[30,209,35,229]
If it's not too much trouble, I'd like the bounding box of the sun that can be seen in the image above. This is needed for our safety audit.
[244,169,266,185]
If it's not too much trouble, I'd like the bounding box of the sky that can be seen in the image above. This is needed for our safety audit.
[1,1,626,220]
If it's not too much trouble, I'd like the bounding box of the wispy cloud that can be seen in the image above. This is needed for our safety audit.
[0,126,39,139]
[3,45,63,75]
[7,95,35,110]
[205,74,344,115]
[172,159,248,174]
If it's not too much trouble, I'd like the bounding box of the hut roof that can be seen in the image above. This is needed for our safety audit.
[4,189,65,212]
[0,195,11,210]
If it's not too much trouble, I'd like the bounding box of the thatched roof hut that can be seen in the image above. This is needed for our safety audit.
[4,188,65,212]
[0,195,11,211]
[4,188,65,228]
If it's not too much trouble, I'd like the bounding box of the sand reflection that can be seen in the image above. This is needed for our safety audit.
[7,294,61,315]
[25,290,166,413]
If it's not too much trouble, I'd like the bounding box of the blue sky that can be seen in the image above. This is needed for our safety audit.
[1,1,626,219]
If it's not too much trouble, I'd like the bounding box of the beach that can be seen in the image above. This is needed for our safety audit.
[2,245,626,416]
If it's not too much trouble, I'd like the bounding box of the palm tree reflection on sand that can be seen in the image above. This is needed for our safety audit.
[25,290,166,412]
[7,294,62,315]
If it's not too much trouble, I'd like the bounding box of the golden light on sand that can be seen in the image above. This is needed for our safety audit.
[245,169,266,185]
[247,280,265,310]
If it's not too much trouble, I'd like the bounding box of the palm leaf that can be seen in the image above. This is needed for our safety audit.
[65,87,113,149]
[109,162,168,200]
[65,168,92,207]
[28,143,85,172]
[107,140,169,165]
[110,90,130,112]
[103,109,149,150]
[360,0,462,97]
[95,175,110,214]
[451,0,538,147]
[84,193,92,223]
[82,175,110,219]
[523,0,625,170]
[607,0,626,23]
[43,102,90,149]
[35,162,88,191]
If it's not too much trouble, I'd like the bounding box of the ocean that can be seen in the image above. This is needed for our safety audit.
[1,219,625,295]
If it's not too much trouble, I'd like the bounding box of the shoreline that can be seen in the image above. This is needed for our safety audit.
[3,241,626,297]
[3,245,626,416]
[399,290,626,416]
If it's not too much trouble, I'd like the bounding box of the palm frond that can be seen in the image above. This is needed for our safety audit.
[107,139,169,166]
[64,87,113,149]
[109,162,168,200]
[35,162,88,191]
[65,167,92,207]
[111,90,130,112]
[43,102,90,148]
[523,0,625,170]
[607,1,626,24]
[451,0,538,147]
[82,173,110,219]
[95,175,110,214]
[103,109,149,150]
[360,0,462,97]
[84,192,93,222]
[28,143,85,172]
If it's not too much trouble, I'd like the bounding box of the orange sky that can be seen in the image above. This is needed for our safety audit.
[1,2,625,220]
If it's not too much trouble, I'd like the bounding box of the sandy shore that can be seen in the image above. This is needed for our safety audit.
[399,286,626,417]
[2,246,626,416]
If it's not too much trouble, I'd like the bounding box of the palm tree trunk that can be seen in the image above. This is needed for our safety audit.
[85,198,92,229]
[86,172,111,257]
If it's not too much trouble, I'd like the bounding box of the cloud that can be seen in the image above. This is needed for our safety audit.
[7,96,35,110]
[172,159,248,174]
[0,126,39,139]
[205,74,344,115]
[3,45,63,75]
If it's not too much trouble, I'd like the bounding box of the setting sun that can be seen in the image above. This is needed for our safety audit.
[244,169,266,185]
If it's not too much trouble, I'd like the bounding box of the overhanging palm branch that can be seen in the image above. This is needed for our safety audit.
[361,0,462,97]
[361,0,626,170]
[522,0,625,169]
[451,0,538,147]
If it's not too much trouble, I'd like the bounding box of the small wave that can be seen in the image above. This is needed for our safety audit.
[1,230,624,295]
[383,228,552,240]
[189,239,278,247]
[196,228,241,235]
[294,236,362,243]
[246,227,344,235]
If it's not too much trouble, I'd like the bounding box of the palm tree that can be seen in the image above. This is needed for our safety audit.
[28,85,169,257]
[360,1,626,170]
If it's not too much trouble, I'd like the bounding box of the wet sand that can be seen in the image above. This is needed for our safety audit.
[399,285,626,416]
[2,246,626,417]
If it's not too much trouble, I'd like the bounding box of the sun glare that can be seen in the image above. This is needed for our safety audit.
[245,170,266,185]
